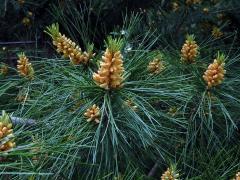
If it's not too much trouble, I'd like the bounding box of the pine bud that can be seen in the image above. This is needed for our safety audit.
[28,11,33,17]
[84,104,100,124]
[125,100,138,111]
[0,64,8,76]
[0,140,16,152]
[217,13,225,20]
[181,34,199,63]
[148,58,165,74]
[16,89,30,103]
[161,166,180,180]
[17,52,34,79]
[212,26,223,38]
[235,172,240,180]
[93,37,124,90]
[203,7,209,14]
[0,111,15,152]
[18,0,25,5]
[172,2,179,12]
[203,52,226,88]
[168,107,178,117]
[22,17,31,26]
[186,0,201,5]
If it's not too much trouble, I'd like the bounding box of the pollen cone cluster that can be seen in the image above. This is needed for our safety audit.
[186,0,202,5]
[84,104,100,124]
[16,90,29,103]
[53,34,90,64]
[22,17,31,26]
[203,53,226,88]
[203,7,209,14]
[148,58,165,74]
[235,172,240,180]
[17,53,34,79]
[161,166,180,180]
[18,0,25,5]
[0,111,16,152]
[181,34,199,63]
[0,64,8,76]
[212,26,223,38]
[45,24,94,65]
[168,106,178,117]
[172,2,179,12]
[93,37,124,90]
[125,100,138,111]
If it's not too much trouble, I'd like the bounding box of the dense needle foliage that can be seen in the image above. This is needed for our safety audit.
[0,0,240,179]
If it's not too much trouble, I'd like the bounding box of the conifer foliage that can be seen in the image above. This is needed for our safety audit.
[0,0,240,179]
